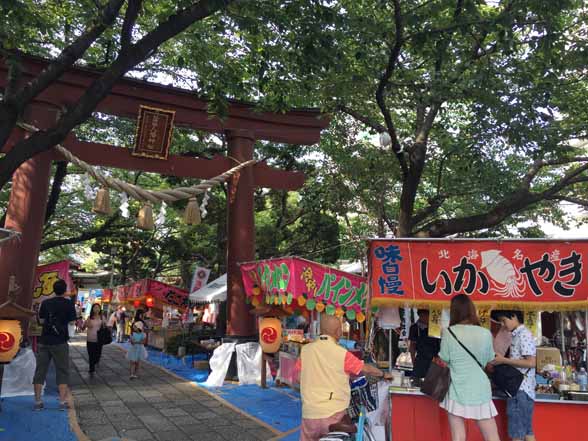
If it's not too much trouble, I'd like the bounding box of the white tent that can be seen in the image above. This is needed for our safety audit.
[189,274,227,304]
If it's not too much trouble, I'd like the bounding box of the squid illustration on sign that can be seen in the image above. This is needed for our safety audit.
[480,250,527,298]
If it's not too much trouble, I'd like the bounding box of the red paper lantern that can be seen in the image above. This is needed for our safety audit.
[145,295,154,308]
[0,320,21,363]
[259,317,282,353]
[133,300,141,308]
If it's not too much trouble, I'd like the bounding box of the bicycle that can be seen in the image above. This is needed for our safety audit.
[319,376,381,441]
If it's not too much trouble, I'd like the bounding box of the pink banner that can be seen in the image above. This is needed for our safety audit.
[32,261,73,305]
[240,257,368,312]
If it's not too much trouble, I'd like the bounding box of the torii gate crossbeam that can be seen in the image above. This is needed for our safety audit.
[0,55,329,337]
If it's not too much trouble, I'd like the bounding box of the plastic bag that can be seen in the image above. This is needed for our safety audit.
[366,381,391,429]
[1,348,36,397]
[203,342,236,388]
[235,342,272,385]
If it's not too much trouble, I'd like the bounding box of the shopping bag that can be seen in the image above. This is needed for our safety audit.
[420,357,450,402]
[98,324,113,345]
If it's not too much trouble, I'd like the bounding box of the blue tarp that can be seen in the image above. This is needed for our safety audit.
[0,394,77,441]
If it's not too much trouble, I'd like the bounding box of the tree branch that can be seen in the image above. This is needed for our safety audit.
[120,0,143,51]
[0,0,237,190]
[44,161,68,224]
[40,212,120,251]
[336,105,386,133]
[375,0,408,176]
[0,0,126,148]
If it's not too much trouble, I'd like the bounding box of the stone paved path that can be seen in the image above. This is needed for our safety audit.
[69,337,276,441]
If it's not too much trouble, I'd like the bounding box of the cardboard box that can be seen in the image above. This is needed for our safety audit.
[536,347,562,372]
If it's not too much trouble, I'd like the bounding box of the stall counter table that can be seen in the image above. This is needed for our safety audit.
[390,389,587,441]
[278,351,300,388]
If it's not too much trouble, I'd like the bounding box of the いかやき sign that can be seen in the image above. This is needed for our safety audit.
[369,239,588,310]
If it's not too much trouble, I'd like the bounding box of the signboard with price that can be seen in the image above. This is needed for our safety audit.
[369,239,588,310]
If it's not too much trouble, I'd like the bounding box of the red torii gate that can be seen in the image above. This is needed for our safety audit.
[0,55,329,336]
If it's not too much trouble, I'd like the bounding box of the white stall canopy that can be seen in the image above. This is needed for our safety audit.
[189,274,227,304]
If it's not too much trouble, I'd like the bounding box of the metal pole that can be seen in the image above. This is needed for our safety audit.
[0,364,4,412]
[585,310,588,367]
[388,329,393,374]
[560,312,566,363]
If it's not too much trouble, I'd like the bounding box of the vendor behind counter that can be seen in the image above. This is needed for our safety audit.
[409,309,440,378]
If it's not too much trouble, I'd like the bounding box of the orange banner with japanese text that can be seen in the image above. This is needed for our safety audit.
[369,239,588,310]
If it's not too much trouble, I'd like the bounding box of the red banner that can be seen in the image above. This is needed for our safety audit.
[369,239,588,310]
[117,279,188,309]
[240,257,368,313]
[32,261,73,306]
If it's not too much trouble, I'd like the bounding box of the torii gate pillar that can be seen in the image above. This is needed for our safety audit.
[0,106,55,315]
[226,131,255,336]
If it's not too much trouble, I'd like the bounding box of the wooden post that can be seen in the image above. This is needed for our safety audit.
[226,131,256,337]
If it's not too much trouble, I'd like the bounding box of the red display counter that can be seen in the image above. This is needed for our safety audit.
[390,390,587,441]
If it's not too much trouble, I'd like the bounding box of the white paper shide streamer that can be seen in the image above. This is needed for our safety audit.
[200,191,210,219]
[156,202,167,226]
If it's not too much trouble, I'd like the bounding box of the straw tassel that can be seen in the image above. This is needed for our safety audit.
[137,203,154,230]
[184,197,201,225]
[93,187,112,215]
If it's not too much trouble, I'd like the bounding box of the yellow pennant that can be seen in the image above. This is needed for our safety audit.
[477,307,491,330]
[428,307,443,338]
[524,311,538,337]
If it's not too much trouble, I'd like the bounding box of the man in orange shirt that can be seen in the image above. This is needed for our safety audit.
[296,315,392,441]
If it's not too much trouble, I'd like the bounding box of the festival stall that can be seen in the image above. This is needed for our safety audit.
[368,238,588,441]
[240,257,368,387]
[115,279,189,350]
[189,274,226,327]
[29,260,76,336]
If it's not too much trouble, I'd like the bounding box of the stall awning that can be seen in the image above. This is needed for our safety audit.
[114,279,189,308]
[189,274,226,304]
[369,238,588,311]
[240,257,368,320]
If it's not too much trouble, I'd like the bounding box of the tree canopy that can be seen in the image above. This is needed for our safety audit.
[2,0,588,281]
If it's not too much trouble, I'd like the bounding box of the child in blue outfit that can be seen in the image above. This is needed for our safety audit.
[492,310,537,441]
[127,321,147,379]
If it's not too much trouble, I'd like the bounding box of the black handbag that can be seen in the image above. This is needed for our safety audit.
[489,364,528,398]
[420,357,451,402]
[448,328,528,398]
[97,324,113,345]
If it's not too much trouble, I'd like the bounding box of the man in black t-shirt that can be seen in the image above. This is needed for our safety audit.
[408,309,441,379]
[33,280,77,411]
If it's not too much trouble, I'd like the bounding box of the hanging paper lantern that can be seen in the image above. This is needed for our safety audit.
[0,320,21,363]
[252,297,261,307]
[346,309,356,321]
[137,203,154,230]
[306,299,316,311]
[325,304,336,316]
[335,307,345,318]
[286,293,293,305]
[297,296,306,307]
[315,302,325,313]
[133,300,141,308]
[252,286,261,296]
[371,305,379,313]
[259,317,282,353]
[273,296,279,305]
[93,187,112,215]
[145,295,154,308]
[356,312,366,323]
[281,295,287,305]
[184,197,201,225]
